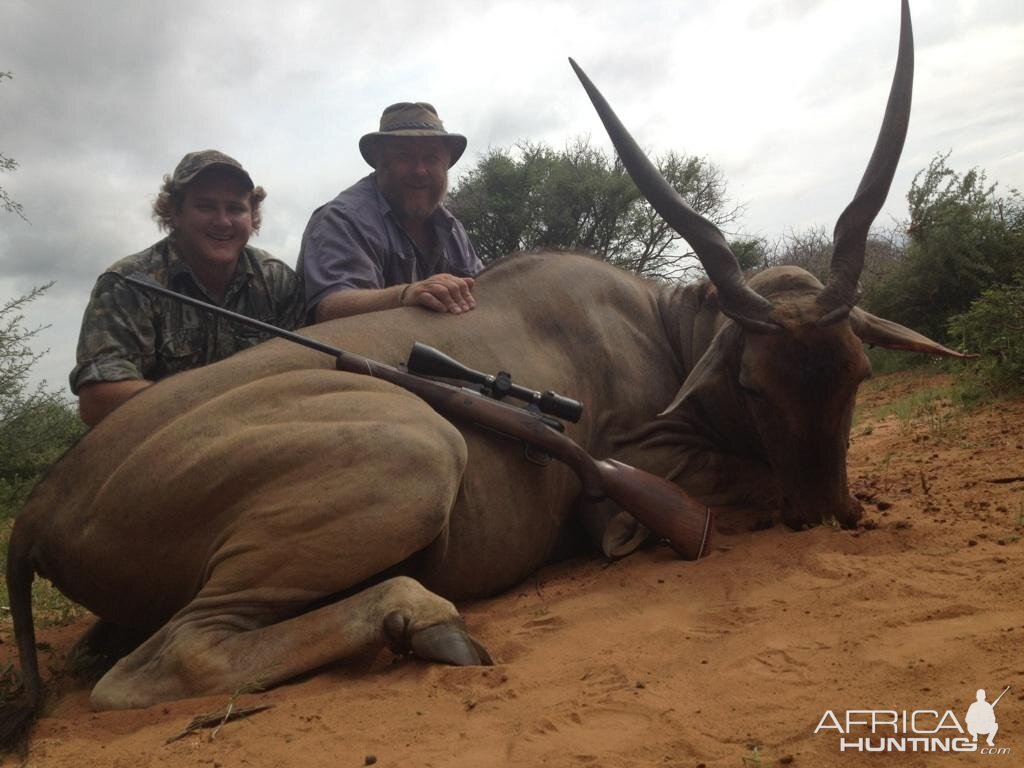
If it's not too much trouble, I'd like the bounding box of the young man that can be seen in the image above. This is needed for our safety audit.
[71,150,304,426]
[298,102,483,323]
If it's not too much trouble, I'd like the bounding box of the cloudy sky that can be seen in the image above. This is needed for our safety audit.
[1,0,1021,397]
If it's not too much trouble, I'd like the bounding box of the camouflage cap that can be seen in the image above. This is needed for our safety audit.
[171,150,254,189]
[359,102,467,169]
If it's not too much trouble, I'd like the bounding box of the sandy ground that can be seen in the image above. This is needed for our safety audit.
[2,370,1022,767]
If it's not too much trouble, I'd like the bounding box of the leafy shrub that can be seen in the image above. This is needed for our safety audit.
[948,271,1024,394]
[865,153,1024,342]
[1,285,86,520]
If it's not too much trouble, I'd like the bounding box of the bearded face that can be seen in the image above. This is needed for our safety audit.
[373,136,450,224]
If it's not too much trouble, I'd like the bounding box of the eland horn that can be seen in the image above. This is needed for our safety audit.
[819,0,914,317]
[569,58,780,334]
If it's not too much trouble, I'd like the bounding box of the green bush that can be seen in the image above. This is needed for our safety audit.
[948,272,1024,395]
[865,153,1024,342]
[448,137,739,280]
[0,399,84,519]
[1,285,86,520]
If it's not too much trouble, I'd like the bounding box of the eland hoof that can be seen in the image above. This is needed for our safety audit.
[410,623,493,667]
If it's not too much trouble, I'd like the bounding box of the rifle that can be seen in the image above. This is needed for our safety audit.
[122,275,713,560]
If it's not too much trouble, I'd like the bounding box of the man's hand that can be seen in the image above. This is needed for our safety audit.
[313,275,479,322]
[402,274,476,314]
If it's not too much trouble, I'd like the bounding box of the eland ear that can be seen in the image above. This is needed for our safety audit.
[849,308,974,358]
[661,323,743,416]
[659,365,705,417]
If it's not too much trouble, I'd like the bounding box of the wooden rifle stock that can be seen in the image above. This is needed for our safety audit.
[334,350,713,560]
[122,275,714,560]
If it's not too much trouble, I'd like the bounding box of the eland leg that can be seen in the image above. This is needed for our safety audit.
[88,575,489,710]
[67,619,150,683]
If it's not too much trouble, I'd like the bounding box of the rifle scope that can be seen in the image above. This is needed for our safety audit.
[406,342,583,423]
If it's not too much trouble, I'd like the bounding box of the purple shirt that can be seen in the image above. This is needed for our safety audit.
[297,174,482,317]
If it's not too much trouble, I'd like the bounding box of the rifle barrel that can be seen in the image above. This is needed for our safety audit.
[122,275,343,359]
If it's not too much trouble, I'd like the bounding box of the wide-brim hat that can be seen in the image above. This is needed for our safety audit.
[359,102,467,169]
[172,150,254,189]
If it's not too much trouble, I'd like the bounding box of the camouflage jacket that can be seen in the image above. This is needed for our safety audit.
[70,237,304,394]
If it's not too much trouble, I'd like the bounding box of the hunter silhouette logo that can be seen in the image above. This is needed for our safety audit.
[814,685,1012,755]
[966,687,1009,747]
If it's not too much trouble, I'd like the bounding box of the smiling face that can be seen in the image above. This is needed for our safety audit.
[170,169,254,272]
[373,136,450,225]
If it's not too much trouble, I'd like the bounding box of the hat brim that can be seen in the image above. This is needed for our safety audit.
[359,131,467,169]
[178,162,255,189]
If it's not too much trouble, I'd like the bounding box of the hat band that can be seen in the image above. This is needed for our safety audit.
[381,121,447,133]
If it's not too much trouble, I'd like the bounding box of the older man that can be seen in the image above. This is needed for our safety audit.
[71,150,304,426]
[298,102,483,323]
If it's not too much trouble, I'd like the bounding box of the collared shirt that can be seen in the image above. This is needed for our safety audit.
[297,174,483,316]
[70,236,305,394]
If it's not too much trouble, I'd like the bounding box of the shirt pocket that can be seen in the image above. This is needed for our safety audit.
[154,332,205,380]
[232,325,273,353]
